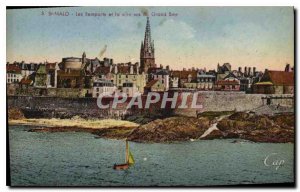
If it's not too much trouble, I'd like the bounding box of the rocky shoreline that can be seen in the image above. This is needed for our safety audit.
[8,108,294,143]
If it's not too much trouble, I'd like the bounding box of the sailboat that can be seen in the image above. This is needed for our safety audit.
[113,140,135,170]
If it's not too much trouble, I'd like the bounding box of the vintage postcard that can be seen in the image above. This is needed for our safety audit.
[7,6,295,187]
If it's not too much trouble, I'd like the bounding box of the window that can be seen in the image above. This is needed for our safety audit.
[96,93,99,97]
[126,75,128,78]
[96,88,99,92]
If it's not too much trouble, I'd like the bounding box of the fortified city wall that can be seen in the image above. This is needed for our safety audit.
[7,92,294,119]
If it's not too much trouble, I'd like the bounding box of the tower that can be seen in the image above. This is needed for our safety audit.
[82,52,86,64]
[140,17,155,73]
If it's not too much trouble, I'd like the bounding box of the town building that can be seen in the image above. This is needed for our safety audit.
[92,79,117,98]
[253,68,294,94]
[144,79,165,94]
[216,63,231,81]
[183,80,198,89]
[122,82,138,97]
[16,61,39,77]
[197,71,215,90]
[148,67,169,91]
[19,76,34,89]
[46,62,58,88]
[215,79,240,91]
[57,52,87,88]
[34,64,47,88]
[170,70,197,88]
[169,76,179,88]
[7,64,22,84]
[112,63,147,93]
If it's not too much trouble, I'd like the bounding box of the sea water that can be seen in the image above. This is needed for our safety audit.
[9,126,294,186]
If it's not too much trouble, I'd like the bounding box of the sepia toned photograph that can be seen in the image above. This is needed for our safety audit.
[6,6,295,186]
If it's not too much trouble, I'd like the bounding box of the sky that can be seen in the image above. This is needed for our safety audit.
[6,6,294,71]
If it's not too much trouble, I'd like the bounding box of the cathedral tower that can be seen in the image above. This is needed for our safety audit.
[140,17,155,73]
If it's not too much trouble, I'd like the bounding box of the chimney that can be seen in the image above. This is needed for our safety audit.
[285,64,291,72]
[130,65,133,74]
[244,67,247,76]
[248,67,251,76]
[253,67,256,75]
[238,67,242,73]
[136,64,139,74]
[114,64,118,74]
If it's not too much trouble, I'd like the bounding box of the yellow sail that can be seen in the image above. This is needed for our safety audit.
[128,151,135,165]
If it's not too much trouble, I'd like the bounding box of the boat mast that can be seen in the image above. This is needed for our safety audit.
[125,140,129,163]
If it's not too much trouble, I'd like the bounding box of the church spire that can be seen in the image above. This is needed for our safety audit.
[144,17,153,53]
[140,17,155,73]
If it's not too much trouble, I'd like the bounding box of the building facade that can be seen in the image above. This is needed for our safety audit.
[122,82,138,97]
[7,64,22,84]
[92,79,117,98]
[197,72,215,90]
[144,79,165,94]
[253,70,294,94]
[34,64,47,88]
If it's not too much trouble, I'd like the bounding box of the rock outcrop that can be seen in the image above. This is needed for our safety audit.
[127,112,294,143]
[127,116,211,142]
[217,112,294,143]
